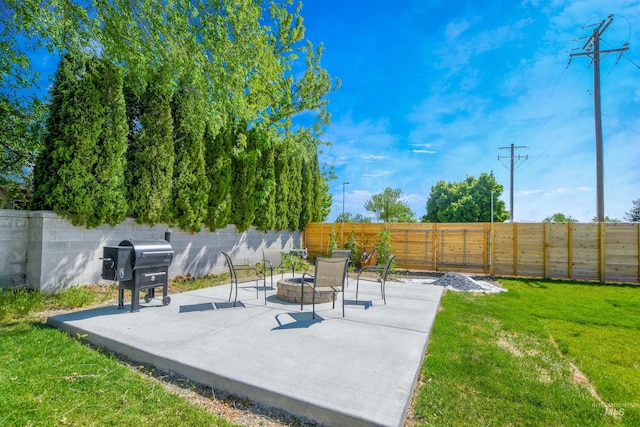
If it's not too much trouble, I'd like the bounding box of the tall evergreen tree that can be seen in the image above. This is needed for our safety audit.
[286,146,303,231]
[230,128,259,232]
[171,71,209,232]
[90,59,128,226]
[204,120,233,230]
[31,54,128,227]
[274,141,292,230]
[127,65,174,225]
[30,54,73,210]
[253,141,277,231]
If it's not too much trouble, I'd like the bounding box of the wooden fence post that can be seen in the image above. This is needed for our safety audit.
[543,223,549,279]
[567,222,573,280]
[513,223,518,276]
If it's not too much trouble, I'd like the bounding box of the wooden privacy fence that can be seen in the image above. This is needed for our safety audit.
[303,222,640,284]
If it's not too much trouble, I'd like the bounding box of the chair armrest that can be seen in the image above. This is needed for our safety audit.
[234,265,264,276]
[357,265,384,277]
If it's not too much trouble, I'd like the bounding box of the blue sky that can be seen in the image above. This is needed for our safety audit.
[300,0,640,222]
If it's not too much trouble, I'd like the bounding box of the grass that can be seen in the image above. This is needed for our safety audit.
[413,278,640,426]
[0,280,236,427]
[2,276,639,425]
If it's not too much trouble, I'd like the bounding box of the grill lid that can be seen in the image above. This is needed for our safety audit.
[119,239,174,269]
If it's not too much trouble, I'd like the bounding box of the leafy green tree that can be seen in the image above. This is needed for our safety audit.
[8,0,337,231]
[364,187,416,223]
[170,71,209,232]
[424,172,508,222]
[625,199,640,222]
[353,214,372,223]
[591,216,620,223]
[127,65,174,225]
[335,212,353,222]
[335,212,372,223]
[543,213,578,223]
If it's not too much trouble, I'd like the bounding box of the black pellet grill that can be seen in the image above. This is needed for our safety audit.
[101,239,174,312]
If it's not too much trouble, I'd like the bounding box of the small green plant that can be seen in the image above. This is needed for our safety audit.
[376,227,395,269]
[326,225,338,257]
[282,253,308,272]
[343,229,361,268]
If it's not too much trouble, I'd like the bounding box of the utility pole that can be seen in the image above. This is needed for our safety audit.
[498,144,527,222]
[568,14,629,222]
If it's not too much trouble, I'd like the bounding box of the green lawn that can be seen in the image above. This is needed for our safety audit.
[413,278,640,426]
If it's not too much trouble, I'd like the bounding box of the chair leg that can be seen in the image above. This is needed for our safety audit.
[232,282,238,307]
[381,280,386,304]
[312,287,316,319]
[356,276,360,303]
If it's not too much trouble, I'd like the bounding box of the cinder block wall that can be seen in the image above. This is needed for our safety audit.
[0,210,29,286]
[0,210,301,293]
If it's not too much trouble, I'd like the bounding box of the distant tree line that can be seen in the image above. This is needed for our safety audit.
[3,1,336,231]
[339,172,509,223]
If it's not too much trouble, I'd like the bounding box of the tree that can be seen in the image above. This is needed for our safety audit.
[625,199,640,222]
[335,212,353,222]
[170,71,209,232]
[424,172,508,222]
[230,128,259,232]
[364,187,416,223]
[335,212,372,223]
[591,216,620,223]
[8,0,336,231]
[543,213,578,223]
[127,65,174,225]
[31,54,128,227]
[204,119,233,230]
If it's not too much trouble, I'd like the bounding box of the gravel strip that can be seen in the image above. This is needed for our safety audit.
[399,272,506,294]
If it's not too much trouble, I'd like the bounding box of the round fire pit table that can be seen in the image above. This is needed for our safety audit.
[276,277,335,304]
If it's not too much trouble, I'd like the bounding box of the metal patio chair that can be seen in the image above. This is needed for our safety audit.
[300,257,349,319]
[222,251,265,306]
[356,254,396,304]
[330,249,351,286]
[262,248,295,290]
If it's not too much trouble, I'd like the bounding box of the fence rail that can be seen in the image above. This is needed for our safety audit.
[303,222,640,284]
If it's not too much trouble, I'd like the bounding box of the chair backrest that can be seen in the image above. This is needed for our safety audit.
[262,248,283,267]
[314,257,348,290]
[222,251,237,282]
[381,254,396,281]
[330,249,351,260]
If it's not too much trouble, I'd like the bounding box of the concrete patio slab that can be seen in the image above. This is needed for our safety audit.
[48,276,443,426]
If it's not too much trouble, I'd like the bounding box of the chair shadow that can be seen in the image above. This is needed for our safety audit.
[272,312,324,330]
[178,301,245,313]
[345,299,373,310]
[179,302,215,313]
